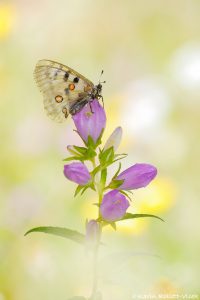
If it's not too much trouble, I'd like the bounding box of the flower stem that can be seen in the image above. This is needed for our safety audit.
[90,158,103,299]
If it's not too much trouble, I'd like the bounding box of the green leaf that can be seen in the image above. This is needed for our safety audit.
[25,226,86,244]
[120,213,164,222]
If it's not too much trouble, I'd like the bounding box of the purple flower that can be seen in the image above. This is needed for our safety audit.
[100,190,130,222]
[86,219,100,245]
[116,163,157,190]
[104,126,123,151]
[63,162,91,185]
[72,99,106,144]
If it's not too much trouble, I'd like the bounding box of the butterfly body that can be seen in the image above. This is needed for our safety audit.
[34,60,103,122]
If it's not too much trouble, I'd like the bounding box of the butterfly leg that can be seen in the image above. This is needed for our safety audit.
[101,95,104,108]
[89,101,94,114]
[70,99,88,115]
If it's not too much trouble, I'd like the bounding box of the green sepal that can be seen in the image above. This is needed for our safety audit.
[119,190,133,202]
[113,153,127,163]
[119,213,164,222]
[80,186,90,195]
[63,156,84,162]
[101,220,117,231]
[74,185,85,197]
[114,153,128,158]
[110,222,117,231]
[73,146,88,155]
[108,179,124,189]
[86,147,97,160]
[92,128,105,149]
[112,162,122,179]
[74,182,96,197]
[25,226,86,245]
[99,146,115,166]
[67,146,81,156]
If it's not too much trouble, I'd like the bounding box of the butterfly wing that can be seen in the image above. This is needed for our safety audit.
[34,60,94,122]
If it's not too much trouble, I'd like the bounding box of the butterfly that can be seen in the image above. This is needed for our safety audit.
[34,60,103,122]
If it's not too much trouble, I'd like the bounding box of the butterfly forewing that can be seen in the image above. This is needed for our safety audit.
[34,60,94,122]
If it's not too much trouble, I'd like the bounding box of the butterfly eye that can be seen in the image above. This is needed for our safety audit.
[69,83,75,91]
[97,84,102,89]
[55,95,63,103]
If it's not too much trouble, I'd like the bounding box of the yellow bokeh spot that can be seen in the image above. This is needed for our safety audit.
[136,177,177,214]
[112,218,148,235]
[0,4,15,39]
[80,195,98,220]
[105,177,177,235]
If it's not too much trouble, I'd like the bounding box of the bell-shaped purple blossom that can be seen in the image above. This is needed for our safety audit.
[100,190,130,222]
[116,163,157,190]
[104,126,123,151]
[72,99,106,144]
[63,162,91,185]
[85,219,100,245]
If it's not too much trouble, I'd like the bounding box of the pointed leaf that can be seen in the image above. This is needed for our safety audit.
[120,213,164,222]
[25,226,86,244]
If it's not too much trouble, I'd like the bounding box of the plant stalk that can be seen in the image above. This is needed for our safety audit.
[90,158,104,299]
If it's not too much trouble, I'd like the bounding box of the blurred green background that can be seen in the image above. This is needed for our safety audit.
[0,0,200,299]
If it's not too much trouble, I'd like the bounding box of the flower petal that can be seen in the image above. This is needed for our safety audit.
[63,162,91,185]
[72,99,106,144]
[104,126,123,151]
[116,163,157,190]
[100,190,130,222]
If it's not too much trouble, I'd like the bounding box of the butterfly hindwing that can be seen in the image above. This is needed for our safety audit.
[34,60,94,122]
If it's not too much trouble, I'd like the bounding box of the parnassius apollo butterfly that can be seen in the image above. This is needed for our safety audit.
[34,60,104,122]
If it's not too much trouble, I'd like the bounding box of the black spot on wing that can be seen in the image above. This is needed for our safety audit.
[63,72,69,81]
[73,77,79,83]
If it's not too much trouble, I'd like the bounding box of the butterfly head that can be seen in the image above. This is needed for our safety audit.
[96,83,102,92]
[92,70,105,99]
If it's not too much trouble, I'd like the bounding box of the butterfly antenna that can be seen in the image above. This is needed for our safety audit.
[99,70,106,84]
